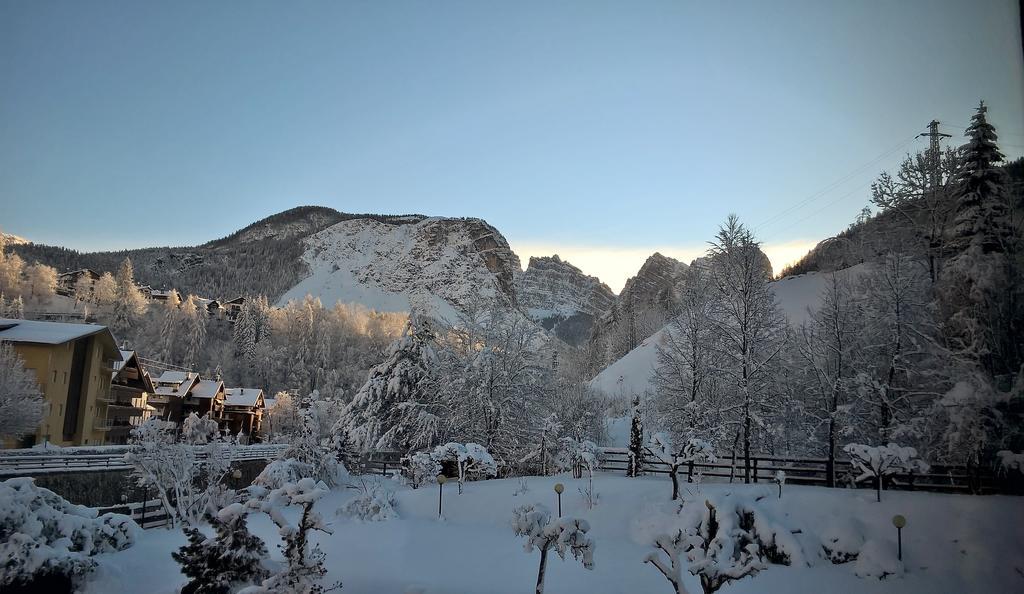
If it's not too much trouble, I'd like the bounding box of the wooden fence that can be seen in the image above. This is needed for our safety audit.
[98,498,171,530]
[598,447,1001,495]
[356,451,404,476]
[0,444,289,476]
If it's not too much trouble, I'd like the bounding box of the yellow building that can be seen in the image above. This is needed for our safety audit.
[0,318,122,447]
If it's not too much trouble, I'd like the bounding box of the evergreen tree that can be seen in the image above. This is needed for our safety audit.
[627,395,644,477]
[182,295,207,370]
[171,510,268,594]
[333,316,439,453]
[940,101,1016,377]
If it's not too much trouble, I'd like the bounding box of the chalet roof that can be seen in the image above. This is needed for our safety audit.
[0,319,122,362]
[58,268,100,279]
[224,296,245,305]
[191,379,224,399]
[112,350,135,378]
[225,387,263,408]
[153,371,199,396]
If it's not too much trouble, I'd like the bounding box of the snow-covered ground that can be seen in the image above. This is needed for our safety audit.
[589,265,871,397]
[84,474,1022,594]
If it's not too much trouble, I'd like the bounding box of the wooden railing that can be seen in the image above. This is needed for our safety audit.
[0,444,289,476]
[598,447,1001,494]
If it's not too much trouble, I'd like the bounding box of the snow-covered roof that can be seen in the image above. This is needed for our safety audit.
[190,379,224,399]
[153,371,199,396]
[224,387,263,408]
[111,350,135,378]
[0,319,121,356]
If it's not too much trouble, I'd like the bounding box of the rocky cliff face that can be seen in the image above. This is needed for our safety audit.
[515,255,615,345]
[618,252,689,311]
[278,216,522,319]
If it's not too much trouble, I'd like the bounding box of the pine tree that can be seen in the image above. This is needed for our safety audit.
[182,295,207,370]
[334,316,439,453]
[940,101,1016,377]
[627,395,645,477]
[171,510,268,594]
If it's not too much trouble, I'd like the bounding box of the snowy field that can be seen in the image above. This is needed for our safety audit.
[85,473,1023,594]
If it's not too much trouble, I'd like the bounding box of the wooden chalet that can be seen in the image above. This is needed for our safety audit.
[103,350,155,444]
[222,387,265,440]
[149,370,200,422]
[56,268,100,298]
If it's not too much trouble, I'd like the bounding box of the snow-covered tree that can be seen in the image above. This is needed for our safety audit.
[524,414,562,476]
[7,295,25,319]
[843,442,929,502]
[797,272,862,486]
[93,271,117,306]
[0,343,45,441]
[647,433,716,500]
[511,504,594,594]
[654,265,718,431]
[0,478,135,591]
[156,290,182,363]
[706,216,787,482]
[242,478,339,594]
[182,295,208,369]
[112,257,147,335]
[172,506,269,594]
[284,391,343,487]
[404,451,441,489]
[25,262,57,301]
[557,436,601,480]
[940,101,1017,378]
[627,395,645,477]
[334,317,440,453]
[0,235,25,297]
[125,417,236,526]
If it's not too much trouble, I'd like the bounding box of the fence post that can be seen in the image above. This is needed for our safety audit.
[753,458,759,483]
[687,461,694,483]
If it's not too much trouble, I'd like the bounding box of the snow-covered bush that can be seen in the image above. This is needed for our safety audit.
[996,450,1024,475]
[404,451,441,489]
[853,538,903,579]
[253,458,316,490]
[772,471,786,500]
[283,391,346,487]
[0,478,136,591]
[843,443,929,502]
[241,478,340,594]
[338,478,399,522]
[511,504,594,594]
[557,437,601,480]
[430,442,497,494]
[647,433,716,500]
[644,494,805,594]
[172,505,269,594]
[820,516,865,564]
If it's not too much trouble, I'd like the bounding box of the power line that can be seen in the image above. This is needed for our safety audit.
[760,177,878,244]
[754,133,918,232]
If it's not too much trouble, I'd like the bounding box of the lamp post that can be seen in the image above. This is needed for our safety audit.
[892,515,906,561]
[437,474,448,518]
[554,483,564,517]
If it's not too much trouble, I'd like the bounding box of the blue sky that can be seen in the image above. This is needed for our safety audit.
[2,0,1022,291]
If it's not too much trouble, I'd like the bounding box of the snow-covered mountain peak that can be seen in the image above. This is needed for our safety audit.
[277,216,521,320]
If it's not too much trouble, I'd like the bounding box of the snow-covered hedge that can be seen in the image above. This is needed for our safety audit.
[430,442,497,492]
[0,478,136,590]
[338,478,399,522]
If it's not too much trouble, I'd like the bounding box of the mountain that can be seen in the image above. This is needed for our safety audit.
[277,216,522,320]
[515,255,615,346]
[7,206,422,301]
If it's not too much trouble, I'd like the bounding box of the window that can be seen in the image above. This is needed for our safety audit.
[52,370,57,383]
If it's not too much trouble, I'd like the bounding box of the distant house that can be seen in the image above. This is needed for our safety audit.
[205,299,224,319]
[0,318,122,447]
[103,350,155,445]
[149,370,200,422]
[223,297,245,321]
[222,387,265,439]
[186,378,226,420]
[57,269,100,299]
[136,284,153,299]
[150,289,180,303]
